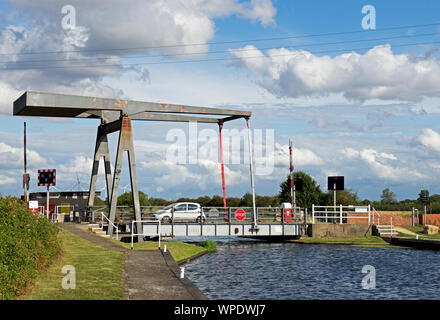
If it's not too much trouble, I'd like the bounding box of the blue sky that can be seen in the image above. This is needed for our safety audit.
[1,1,440,202]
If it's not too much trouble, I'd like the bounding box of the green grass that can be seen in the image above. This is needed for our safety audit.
[351,244,406,249]
[199,240,217,253]
[399,226,440,240]
[112,239,207,262]
[297,236,387,243]
[17,229,125,300]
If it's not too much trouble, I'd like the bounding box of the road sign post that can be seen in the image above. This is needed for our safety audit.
[328,176,344,213]
[235,209,246,221]
[38,169,56,221]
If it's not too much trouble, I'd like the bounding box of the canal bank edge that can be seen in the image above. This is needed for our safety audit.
[383,237,440,250]
[161,249,208,300]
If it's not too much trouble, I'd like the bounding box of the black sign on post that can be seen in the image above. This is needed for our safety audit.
[38,169,56,186]
[328,176,344,191]
[293,178,304,192]
[420,190,429,205]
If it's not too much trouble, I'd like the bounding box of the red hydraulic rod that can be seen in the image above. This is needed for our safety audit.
[289,139,293,209]
[219,120,227,220]
[24,122,27,203]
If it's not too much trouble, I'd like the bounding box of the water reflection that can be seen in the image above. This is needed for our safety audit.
[183,239,440,300]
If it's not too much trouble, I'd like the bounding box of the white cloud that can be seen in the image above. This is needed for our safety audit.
[229,44,440,101]
[419,128,440,152]
[0,141,46,169]
[0,0,277,114]
[0,174,16,185]
[58,155,107,186]
[140,158,246,191]
[272,143,323,167]
[340,147,424,181]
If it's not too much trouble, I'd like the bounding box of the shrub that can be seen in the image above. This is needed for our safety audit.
[199,239,217,253]
[0,196,62,299]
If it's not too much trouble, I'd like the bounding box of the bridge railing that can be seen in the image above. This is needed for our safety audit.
[93,204,307,225]
[312,204,371,225]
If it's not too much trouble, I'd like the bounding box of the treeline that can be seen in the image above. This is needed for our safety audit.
[95,171,439,212]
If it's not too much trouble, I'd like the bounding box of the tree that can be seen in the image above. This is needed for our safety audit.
[94,197,106,206]
[380,188,396,203]
[239,193,253,207]
[117,191,149,206]
[279,171,324,209]
[323,188,359,206]
[148,197,171,206]
[418,189,430,203]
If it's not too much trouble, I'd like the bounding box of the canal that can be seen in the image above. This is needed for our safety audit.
[182,238,440,300]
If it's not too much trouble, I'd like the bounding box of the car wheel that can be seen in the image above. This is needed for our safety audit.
[196,216,205,223]
[161,216,172,223]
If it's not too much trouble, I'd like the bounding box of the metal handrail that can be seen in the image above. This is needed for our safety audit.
[373,208,394,236]
[131,220,161,250]
[101,212,119,240]
[312,204,371,224]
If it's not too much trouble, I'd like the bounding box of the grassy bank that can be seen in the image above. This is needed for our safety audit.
[112,239,207,262]
[17,228,125,300]
[294,236,387,244]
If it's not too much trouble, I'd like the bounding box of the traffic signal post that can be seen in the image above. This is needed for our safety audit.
[38,169,56,221]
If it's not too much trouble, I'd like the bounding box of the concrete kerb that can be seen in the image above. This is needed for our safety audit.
[161,249,208,300]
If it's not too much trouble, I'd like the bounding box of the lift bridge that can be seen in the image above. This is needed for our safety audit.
[13,91,290,240]
[90,205,308,240]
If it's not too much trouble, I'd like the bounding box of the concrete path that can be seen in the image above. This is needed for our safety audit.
[394,226,417,236]
[60,223,207,300]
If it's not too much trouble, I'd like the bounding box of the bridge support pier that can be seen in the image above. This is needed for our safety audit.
[87,122,113,223]
[88,116,143,241]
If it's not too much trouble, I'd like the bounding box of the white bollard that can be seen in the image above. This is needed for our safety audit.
[180,267,185,279]
[416,234,419,240]
[164,244,167,253]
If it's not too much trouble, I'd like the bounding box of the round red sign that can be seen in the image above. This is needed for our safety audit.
[235,209,246,221]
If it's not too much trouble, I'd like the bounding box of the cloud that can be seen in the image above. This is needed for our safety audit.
[418,128,440,152]
[0,174,16,185]
[58,155,107,187]
[272,143,323,167]
[0,141,46,169]
[140,158,247,191]
[229,44,440,101]
[340,147,424,181]
[0,0,277,114]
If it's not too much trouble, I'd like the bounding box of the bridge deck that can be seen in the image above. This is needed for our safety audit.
[143,223,306,238]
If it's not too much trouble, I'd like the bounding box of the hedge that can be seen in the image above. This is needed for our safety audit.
[0,196,62,299]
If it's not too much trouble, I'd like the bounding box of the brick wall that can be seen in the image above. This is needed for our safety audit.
[346,211,440,228]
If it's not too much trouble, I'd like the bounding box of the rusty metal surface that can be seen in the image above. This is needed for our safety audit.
[13,91,251,121]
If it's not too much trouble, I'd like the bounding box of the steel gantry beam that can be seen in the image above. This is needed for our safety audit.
[13,91,254,241]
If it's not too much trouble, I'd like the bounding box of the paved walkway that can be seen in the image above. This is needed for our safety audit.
[394,226,417,236]
[60,223,207,300]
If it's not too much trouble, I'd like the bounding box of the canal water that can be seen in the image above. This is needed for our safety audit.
[181,238,440,300]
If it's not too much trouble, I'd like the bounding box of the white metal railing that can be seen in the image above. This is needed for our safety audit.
[53,205,75,223]
[376,216,394,236]
[131,220,161,250]
[38,206,45,217]
[101,212,119,240]
[312,204,371,224]
[91,206,107,223]
[372,208,394,227]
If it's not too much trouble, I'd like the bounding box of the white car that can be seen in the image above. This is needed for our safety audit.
[153,202,206,223]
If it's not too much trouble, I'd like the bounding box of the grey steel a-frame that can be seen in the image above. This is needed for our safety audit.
[13,91,252,241]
